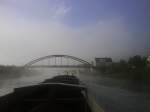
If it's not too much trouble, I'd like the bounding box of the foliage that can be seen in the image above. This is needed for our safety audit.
[0,65,23,79]
[128,55,146,69]
[97,55,150,85]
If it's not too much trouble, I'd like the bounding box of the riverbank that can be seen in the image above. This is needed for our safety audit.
[79,71,150,112]
[93,71,150,93]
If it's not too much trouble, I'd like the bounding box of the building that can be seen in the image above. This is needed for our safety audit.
[95,57,112,67]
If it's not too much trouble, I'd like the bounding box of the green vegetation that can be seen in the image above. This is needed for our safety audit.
[97,55,150,92]
[0,65,22,74]
[0,66,22,79]
[0,66,35,80]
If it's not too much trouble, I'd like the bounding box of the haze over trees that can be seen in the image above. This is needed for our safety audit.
[97,55,150,91]
[0,55,150,92]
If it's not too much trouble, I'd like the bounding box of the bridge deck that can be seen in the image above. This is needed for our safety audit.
[25,65,92,68]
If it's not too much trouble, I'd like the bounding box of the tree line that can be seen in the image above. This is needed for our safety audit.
[97,55,150,85]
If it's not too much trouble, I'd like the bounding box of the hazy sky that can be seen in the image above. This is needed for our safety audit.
[0,0,149,65]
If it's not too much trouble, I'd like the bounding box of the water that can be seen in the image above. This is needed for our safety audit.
[0,68,81,96]
[0,69,150,112]
[79,73,150,112]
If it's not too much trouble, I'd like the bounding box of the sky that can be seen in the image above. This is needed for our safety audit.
[0,0,149,65]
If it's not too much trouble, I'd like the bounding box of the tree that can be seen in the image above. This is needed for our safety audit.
[119,59,128,72]
[128,55,146,69]
[128,55,146,91]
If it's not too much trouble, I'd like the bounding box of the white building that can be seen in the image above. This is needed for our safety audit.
[95,58,112,67]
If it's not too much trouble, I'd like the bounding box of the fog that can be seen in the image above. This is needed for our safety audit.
[0,68,83,96]
[0,1,150,112]
[0,0,149,65]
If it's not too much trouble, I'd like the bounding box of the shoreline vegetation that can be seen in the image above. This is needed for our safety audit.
[0,66,36,80]
[0,55,149,93]
[96,55,150,93]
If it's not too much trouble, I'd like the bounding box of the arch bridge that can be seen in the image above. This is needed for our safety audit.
[24,55,92,68]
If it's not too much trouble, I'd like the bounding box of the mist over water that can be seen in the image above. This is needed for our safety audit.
[0,68,150,112]
[0,68,83,96]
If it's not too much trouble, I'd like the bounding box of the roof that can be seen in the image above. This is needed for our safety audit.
[95,58,112,62]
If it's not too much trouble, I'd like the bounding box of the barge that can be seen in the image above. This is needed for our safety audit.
[0,75,103,112]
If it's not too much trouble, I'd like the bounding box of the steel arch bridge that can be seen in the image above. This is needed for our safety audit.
[24,55,92,68]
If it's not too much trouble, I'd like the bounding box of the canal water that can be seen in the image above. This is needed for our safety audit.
[79,73,150,112]
[0,68,82,96]
[0,68,150,112]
